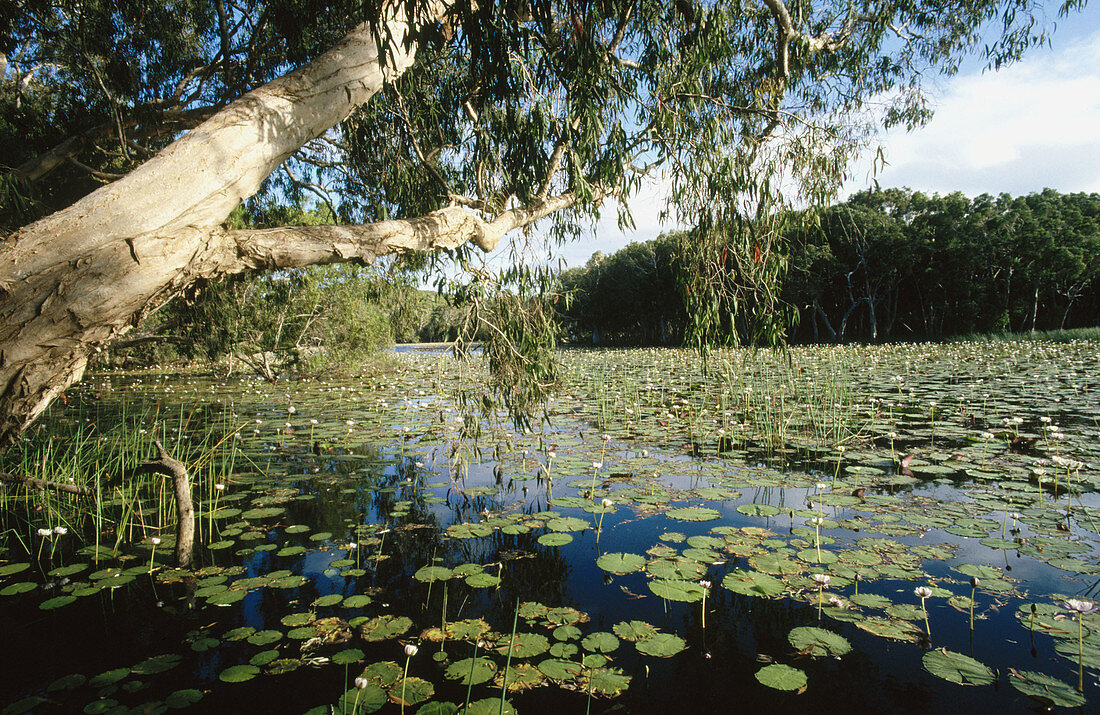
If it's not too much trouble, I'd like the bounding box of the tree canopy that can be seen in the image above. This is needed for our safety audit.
[556,188,1100,345]
[0,0,1087,445]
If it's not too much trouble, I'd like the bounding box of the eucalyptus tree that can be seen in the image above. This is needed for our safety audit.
[0,0,1081,446]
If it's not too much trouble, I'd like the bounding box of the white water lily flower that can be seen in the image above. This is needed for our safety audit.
[37,528,52,537]
[811,574,830,586]
[151,537,161,545]
[914,586,933,598]
[404,644,419,657]
[1064,598,1098,614]
[53,526,68,535]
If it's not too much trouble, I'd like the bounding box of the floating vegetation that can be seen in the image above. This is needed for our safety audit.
[0,340,1098,711]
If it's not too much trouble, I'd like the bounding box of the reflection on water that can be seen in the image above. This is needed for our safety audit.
[1,342,1098,712]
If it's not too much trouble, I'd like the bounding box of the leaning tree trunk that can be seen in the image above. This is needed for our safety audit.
[0,0,579,448]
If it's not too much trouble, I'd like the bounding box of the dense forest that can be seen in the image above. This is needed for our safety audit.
[557,188,1100,345]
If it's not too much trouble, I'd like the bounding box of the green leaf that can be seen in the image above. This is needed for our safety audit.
[788,627,851,657]
[1009,670,1086,707]
[219,664,260,683]
[595,552,645,575]
[922,650,995,686]
[635,633,686,658]
[755,664,807,691]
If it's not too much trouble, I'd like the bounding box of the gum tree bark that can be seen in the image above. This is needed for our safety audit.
[0,0,576,448]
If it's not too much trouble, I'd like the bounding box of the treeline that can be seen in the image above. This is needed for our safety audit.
[557,188,1100,344]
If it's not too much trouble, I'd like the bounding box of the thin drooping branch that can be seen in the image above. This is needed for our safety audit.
[9,106,219,184]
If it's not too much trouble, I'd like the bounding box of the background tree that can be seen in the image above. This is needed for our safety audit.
[0,0,1083,446]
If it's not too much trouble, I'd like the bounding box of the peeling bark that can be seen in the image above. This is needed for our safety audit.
[0,1,475,447]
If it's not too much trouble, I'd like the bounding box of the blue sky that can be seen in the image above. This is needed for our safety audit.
[516,3,1100,270]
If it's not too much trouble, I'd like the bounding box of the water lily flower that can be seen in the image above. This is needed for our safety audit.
[214,483,226,491]
[969,576,980,588]
[150,537,161,545]
[698,580,711,590]
[811,574,831,586]
[354,677,369,689]
[37,528,52,537]
[601,498,614,508]
[914,586,933,598]
[809,517,824,527]
[591,461,603,470]
[1064,598,1098,614]
[287,405,296,414]
[404,643,419,657]
[53,526,67,535]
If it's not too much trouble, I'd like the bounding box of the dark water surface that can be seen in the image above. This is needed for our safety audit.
[1,343,1098,713]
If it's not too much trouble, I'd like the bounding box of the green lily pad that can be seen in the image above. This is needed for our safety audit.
[613,620,659,641]
[755,664,807,691]
[388,677,433,707]
[219,664,260,683]
[538,658,583,681]
[665,507,721,522]
[788,627,851,657]
[414,565,454,582]
[1009,670,1086,707]
[582,667,632,696]
[722,569,786,598]
[922,649,995,686]
[39,595,77,610]
[581,632,619,653]
[596,552,646,575]
[648,579,706,602]
[445,658,497,685]
[132,653,182,675]
[537,533,573,547]
[496,633,550,658]
[0,582,37,596]
[165,688,203,708]
[332,648,365,665]
[359,615,413,641]
[635,632,686,658]
[335,685,386,713]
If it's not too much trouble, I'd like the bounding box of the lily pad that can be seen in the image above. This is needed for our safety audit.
[218,664,260,683]
[635,632,686,658]
[788,627,851,657]
[755,664,807,691]
[922,649,995,686]
[596,552,646,575]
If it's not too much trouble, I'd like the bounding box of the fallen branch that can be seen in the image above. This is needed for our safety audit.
[134,440,194,569]
[0,471,93,496]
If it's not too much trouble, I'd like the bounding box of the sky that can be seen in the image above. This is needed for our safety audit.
[524,4,1100,270]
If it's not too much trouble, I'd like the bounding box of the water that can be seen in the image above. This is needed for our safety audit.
[1,343,1098,713]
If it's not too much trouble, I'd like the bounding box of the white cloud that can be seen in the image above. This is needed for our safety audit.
[844,27,1100,197]
[515,19,1100,271]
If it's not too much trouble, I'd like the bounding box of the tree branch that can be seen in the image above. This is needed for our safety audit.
[215,191,587,275]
